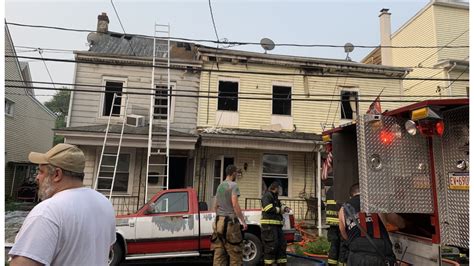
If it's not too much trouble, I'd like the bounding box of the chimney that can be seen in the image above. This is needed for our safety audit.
[379,8,392,66]
[97,12,109,33]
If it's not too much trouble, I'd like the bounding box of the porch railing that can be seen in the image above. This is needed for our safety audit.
[110,195,141,215]
[244,197,319,221]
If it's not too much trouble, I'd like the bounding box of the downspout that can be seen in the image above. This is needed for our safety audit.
[446,63,457,96]
[66,60,78,127]
[10,165,17,197]
[317,147,322,237]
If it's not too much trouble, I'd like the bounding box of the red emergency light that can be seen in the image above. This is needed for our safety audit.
[379,130,395,145]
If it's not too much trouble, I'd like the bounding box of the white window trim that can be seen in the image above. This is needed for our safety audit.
[94,147,135,195]
[260,152,292,198]
[211,155,235,197]
[271,82,293,117]
[98,76,128,120]
[154,82,177,123]
[216,77,240,112]
[5,98,15,117]
[339,86,359,123]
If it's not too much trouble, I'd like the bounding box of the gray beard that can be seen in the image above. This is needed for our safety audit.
[38,175,54,200]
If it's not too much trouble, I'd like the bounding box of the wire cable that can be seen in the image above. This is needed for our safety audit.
[110,0,137,56]
[208,0,220,44]
[417,29,468,67]
[37,48,56,89]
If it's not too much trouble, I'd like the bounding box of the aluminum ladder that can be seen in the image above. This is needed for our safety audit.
[145,22,171,203]
[94,93,129,199]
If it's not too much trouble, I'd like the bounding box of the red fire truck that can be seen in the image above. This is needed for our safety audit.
[322,99,469,265]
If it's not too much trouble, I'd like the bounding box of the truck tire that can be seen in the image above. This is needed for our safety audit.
[243,233,262,266]
[109,241,123,266]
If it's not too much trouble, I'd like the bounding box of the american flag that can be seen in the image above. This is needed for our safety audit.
[321,151,333,180]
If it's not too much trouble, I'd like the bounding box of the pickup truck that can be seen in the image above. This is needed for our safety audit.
[109,188,297,265]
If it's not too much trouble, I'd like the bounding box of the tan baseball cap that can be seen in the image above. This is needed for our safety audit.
[28,143,85,173]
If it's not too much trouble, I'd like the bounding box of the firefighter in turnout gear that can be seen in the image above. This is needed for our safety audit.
[261,181,290,266]
[325,185,348,265]
[339,183,405,266]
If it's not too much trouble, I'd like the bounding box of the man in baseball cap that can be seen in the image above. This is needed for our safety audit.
[9,144,117,266]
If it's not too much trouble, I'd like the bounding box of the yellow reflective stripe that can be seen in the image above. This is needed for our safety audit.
[262,204,273,212]
[326,200,337,204]
[328,259,338,264]
[327,217,339,225]
[260,219,283,225]
[326,210,338,216]
[277,258,287,263]
[264,259,275,264]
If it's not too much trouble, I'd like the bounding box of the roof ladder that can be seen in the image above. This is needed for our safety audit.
[145,22,171,203]
[94,93,130,200]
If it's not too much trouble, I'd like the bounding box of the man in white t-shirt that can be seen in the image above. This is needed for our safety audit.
[9,144,116,266]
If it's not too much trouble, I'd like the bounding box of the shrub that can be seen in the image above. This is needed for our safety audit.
[303,237,331,255]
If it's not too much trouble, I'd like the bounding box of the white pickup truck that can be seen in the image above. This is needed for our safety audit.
[109,188,297,265]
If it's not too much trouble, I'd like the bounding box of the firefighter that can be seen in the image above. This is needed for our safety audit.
[261,181,290,266]
[338,183,405,266]
[325,184,348,265]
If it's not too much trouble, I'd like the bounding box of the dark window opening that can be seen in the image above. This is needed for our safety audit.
[154,85,171,119]
[340,90,358,120]
[218,81,238,111]
[103,81,123,116]
[272,86,292,115]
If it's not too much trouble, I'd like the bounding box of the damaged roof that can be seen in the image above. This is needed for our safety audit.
[198,127,321,141]
[57,124,195,137]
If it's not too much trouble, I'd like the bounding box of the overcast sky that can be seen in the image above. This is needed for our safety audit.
[6,0,432,103]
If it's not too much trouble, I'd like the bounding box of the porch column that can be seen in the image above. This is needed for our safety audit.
[317,149,322,236]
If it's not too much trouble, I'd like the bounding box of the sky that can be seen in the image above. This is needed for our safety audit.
[5,0,433,103]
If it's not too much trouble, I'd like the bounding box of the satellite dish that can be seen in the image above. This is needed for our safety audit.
[344,42,355,61]
[260,38,275,54]
[87,32,99,46]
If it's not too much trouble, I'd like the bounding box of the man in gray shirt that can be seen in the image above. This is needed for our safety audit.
[212,165,247,265]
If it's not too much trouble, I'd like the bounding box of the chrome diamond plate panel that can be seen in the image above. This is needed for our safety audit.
[358,115,433,213]
[438,106,469,249]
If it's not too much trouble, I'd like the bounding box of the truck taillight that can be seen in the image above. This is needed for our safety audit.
[380,130,395,145]
[435,121,445,136]
[289,214,295,228]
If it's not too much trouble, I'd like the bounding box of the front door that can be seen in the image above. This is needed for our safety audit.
[169,157,187,189]
[212,157,234,197]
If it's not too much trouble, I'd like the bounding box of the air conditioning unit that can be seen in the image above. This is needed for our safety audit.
[126,114,145,127]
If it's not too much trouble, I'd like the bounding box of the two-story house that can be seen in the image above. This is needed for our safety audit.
[194,46,409,214]
[362,0,469,98]
[5,25,56,199]
[56,13,201,213]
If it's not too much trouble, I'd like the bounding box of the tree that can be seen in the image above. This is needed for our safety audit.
[44,88,70,145]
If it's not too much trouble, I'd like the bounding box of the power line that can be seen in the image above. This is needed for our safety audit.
[37,48,56,89]
[443,66,469,92]
[110,0,137,56]
[208,0,220,45]
[6,21,470,50]
[417,30,469,67]
[6,55,469,82]
[5,84,465,103]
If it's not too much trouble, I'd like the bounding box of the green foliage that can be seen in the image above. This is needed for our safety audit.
[44,89,70,145]
[303,237,331,255]
[294,244,304,256]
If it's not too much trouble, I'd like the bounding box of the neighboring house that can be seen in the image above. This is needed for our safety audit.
[56,13,201,213]
[193,46,409,212]
[362,0,469,98]
[5,25,56,199]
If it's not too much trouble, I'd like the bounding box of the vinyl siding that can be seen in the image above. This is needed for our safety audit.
[434,5,469,62]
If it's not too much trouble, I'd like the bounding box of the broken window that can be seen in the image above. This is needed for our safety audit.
[340,90,358,120]
[272,86,291,115]
[5,98,14,116]
[262,154,289,197]
[98,154,130,193]
[154,85,172,119]
[218,81,238,111]
[103,81,123,116]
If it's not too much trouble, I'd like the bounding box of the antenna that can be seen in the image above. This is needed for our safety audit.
[260,38,275,54]
[344,42,354,61]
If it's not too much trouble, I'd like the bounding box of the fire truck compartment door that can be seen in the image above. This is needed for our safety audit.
[357,114,433,213]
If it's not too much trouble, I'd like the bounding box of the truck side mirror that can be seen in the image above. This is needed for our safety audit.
[145,203,155,214]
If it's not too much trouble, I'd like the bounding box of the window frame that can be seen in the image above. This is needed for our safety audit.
[98,76,128,119]
[211,156,235,197]
[95,147,135,195]
[260,153,291,198]
[151,191,189,214]
[216,77,240,112]
[339,87,359,121]
[153,83,177,123]
[271,82,292,116]
[5,98,15,117]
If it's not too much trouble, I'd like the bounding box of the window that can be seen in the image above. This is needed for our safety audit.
[340,89,358,120]
[98,154,130,193]
[152,192,188,213]
[103,81,124,116]
[213,157,234,196]
[272,86,291,115]
[218,81,238,111]
[5,99,14,116]
[262,154,289,196]
[154,85,173,120]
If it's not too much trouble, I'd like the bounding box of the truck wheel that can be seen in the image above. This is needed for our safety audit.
[109,241,123,266]
[243,233,262,266]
